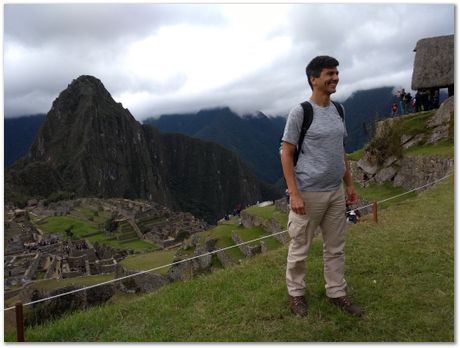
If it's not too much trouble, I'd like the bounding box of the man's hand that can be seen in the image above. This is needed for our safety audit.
[346,185,358,205]
[290,193,306,215]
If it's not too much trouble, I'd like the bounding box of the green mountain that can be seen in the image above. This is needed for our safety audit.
[342,87,397,151]
[144,108,286,184]
[4,114,46,167]
[5,76,279,223]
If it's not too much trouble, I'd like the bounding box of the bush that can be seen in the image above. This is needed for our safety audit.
[364,120,403,166]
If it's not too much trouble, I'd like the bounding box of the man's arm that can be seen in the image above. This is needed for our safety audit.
[281,142,306,215]
[343,152,358,204]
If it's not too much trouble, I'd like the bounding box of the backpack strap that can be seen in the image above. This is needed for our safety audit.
[331,101,346,147]
[331,100,344,120]
[295,101,313,165]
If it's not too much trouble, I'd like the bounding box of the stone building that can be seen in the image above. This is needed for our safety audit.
[411,34,454,96]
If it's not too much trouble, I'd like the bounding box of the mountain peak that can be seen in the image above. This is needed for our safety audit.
[64,75,111,98]
[47,74,124,124]
[73,74,102,84]
[6,76,268,224]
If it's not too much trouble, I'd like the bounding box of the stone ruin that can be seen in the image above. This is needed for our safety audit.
[20,283,116,327]
[3,207,129,299]
[87,197,209,249]
[135,208,209,249]
[231,232,266,257]
[240,209,290,245]
[4,197,211,325]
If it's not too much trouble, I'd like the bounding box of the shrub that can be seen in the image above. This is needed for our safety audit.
[364,120,403,166]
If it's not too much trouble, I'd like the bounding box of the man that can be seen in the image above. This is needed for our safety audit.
[399,88,406,115]
[280,56,362,317]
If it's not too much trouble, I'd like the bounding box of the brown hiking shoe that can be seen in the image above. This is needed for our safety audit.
[329,296,363,317]
[289,295,308,317]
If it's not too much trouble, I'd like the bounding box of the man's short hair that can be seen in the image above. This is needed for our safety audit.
[305,56,339,90]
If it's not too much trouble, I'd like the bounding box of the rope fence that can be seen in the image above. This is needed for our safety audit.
[4,229,288,312]
[356,173,452,211]
[4,173,453,313]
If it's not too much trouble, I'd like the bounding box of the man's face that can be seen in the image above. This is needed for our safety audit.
[311,67,339,95]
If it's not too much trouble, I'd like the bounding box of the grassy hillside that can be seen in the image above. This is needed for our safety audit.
[6,175,454,342]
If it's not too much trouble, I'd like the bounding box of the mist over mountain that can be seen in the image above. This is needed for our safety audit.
[5,76,276,223]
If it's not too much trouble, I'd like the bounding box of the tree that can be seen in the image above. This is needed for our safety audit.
[65,225,74,239]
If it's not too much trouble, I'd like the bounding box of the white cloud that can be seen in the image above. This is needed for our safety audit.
[4,3,455,119]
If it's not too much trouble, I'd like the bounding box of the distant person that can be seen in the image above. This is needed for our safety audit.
[280,55,362,318]
[415,90,422,112]
[421,89,430,111]
[433,89,440,109]
[405,92,413,114]
[399,89,406,115]
[234,203,241,216]
[391,103,398,117]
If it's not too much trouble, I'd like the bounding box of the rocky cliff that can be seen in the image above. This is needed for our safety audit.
[352,96,454,189]
[5,75,276,223]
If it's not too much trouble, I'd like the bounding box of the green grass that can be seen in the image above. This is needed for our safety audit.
[404,140,454,158]
[119,250,177,276]
[35,212,157,252]
[38,216,98,239]
[74,207,98,219]
[191,223,246,261]
[232,225,281,250]
[29,274,115,292]
[244,205,288,227]
[347,148,365,161]
[208,224,245,261]
[109,239,160,251]
[397,110,435,136]
[218,216,240,225]
[354,181,417,210]
[8,176,453,342]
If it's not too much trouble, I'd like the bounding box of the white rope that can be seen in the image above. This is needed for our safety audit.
[4,173,452,312]
[4,228,288,312]
[357,173,452,211]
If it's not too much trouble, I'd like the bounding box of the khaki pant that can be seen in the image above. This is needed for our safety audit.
[286,186,347,298]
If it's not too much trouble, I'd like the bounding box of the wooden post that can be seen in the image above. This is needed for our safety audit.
[15,302,25,342]
[372,202,378,223]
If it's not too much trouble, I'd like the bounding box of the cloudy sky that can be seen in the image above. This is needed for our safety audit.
[4,2,455,120]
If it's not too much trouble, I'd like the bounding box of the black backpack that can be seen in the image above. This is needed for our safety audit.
[280,100,345,166]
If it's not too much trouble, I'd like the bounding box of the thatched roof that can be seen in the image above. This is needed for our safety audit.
[411,34,454,90]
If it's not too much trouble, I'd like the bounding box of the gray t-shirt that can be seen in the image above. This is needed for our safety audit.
[282,101,347,192]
